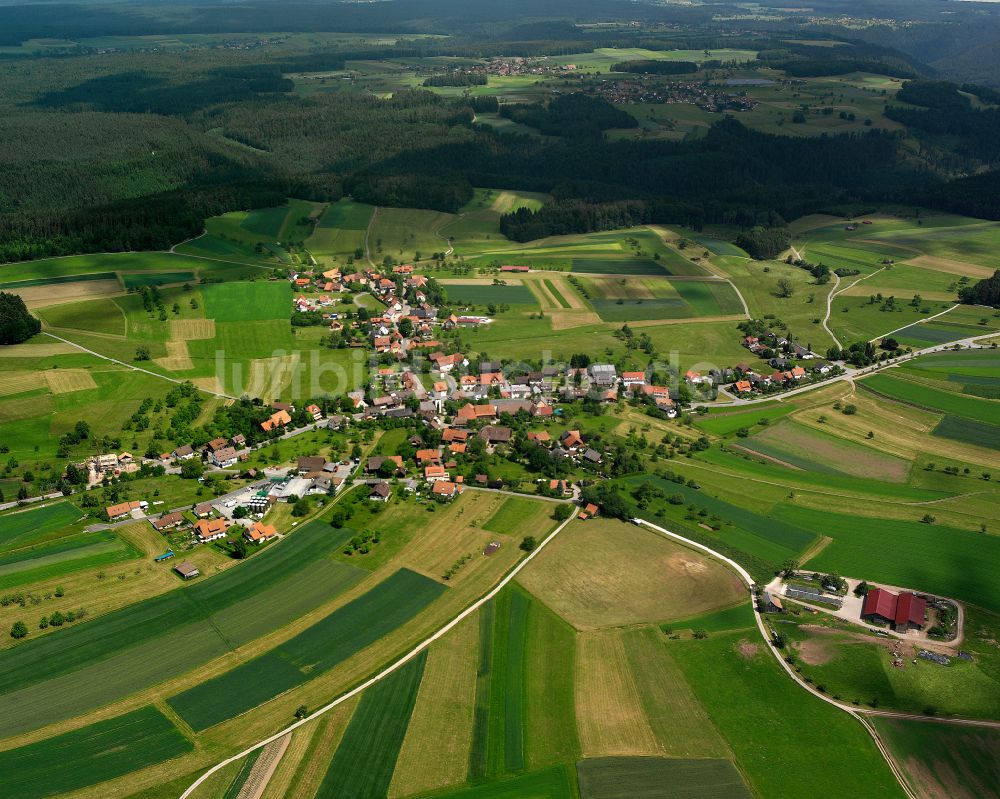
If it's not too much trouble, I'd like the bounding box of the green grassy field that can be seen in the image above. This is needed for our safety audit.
[0,521,364,736]
[0,502,84,551]
[201,280,291,322]
[0,530,139,589]
[483,498,544,534]
[39,297,127,336]
[861,373,1000,425]
[443,283,537,306]
[0,706,191,799]
[0,252,212,284]
[370,207,454,264]
[315,650,427,798]
[415,765,576,799]
[873,717,1000,799]
[167,568,446,731]
[664,603,756,634]
[669,630,906,797]
[307,199,374,263]
[576,756,751,799]
[783,505,1000,612]
[121,271,196,289]
[693,405,795,436]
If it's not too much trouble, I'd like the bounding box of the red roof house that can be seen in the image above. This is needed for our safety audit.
[861,588,926,631]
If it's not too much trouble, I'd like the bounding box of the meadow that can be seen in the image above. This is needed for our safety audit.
[0,502,85,551]
[0,706,191,799]
[167,568,446,731]
[669,630,906,797]
[782,505,1000,612]
[442,282,536,306]
[693,404,795,436]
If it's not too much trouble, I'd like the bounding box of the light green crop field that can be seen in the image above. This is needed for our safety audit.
[307,199,375,263]
[0,251,212,285]
[201,280,291,322]
[693,404,796,436]
[38,297,127,336]
[860,373,1000,425]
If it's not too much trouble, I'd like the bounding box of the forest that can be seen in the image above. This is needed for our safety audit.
[1,2,1000,262]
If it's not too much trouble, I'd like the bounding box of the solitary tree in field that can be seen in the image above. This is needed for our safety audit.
[0,292,41,345]
[9,621,27,639]
[776,278,794,298]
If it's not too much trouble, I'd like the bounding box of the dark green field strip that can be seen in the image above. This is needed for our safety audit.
[469,602,495,779]
[0,501,84,550]
[0,706,191,799]
[0,531,139,590]
[691,235,747,257]
[120,271,196,288]
[577,756,752,799]
[419,765,576,799]
[861,373,1000,424]
[591,297,691,322]
[905,350,1000,371]
[222,750,262,799]
[0,532,365,737]
[892,324,963,345]
[444,284,537,305]
[933,415,1000,449]
[664,602,755,634]
[168,568,446,731]
[503,590,529,772]
[570,259,668,276]
[0,521,357,695]
[484,589,530,777]
[669,280,741,317]
[622,476,816,555]
[543,279,571,309]
[0,271,117,289]
[315,650,427,799]
[778,505,1000,613]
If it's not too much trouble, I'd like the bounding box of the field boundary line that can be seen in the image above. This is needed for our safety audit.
[41,331,238,400]
[869,304,959,344]
[179,507,576,799]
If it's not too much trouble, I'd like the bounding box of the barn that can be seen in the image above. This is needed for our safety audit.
[861,587,926,632]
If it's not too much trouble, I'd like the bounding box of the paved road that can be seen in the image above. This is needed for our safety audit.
[179,502,577,799]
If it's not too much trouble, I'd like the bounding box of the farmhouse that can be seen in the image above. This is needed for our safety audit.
[861,587,927,632]
[194,518,228,543]
[174,561,200,580]
[369,481,391,502]
[151,512,184,532]
[261,409,292,432]
[578,502,599,520]
[172,445,195,461]
[106,500,147,520]
[244,521,278,544]
[432,480,462,499]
